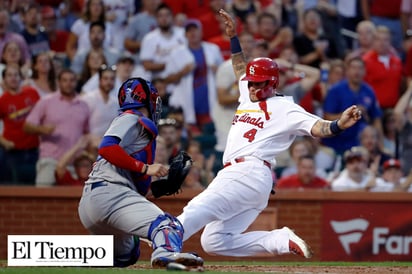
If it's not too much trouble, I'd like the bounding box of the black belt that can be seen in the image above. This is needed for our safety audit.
[223,157,271,169]
[91,181,107,190]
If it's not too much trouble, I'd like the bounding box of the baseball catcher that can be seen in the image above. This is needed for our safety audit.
[151,151,193,198]
[78,77,203,269]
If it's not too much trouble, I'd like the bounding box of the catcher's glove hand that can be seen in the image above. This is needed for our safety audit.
[151,151,193,198]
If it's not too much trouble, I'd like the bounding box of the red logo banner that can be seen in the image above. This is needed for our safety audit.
[322,202,412,261]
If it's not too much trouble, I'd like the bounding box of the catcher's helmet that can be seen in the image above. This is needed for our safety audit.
[118,77,162,124]
[241,57,279,100]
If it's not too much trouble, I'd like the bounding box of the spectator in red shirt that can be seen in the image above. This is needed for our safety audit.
[163,0,210,19]
[207,14,231,60]
[276,155,330,190]
[198,0,226,41]
[0,64,40,184]
[40,5,69,56]
[363,26,403,109]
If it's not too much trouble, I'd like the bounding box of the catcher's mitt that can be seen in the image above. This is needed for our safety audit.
[151,151,193,198]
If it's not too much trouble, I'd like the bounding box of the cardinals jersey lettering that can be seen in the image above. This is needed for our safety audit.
[222,78,320,164]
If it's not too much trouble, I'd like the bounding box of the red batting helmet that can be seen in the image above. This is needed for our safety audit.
[241,57,279,100]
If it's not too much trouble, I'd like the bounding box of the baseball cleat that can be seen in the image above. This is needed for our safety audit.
[166,262,205,272]
[285,227,314,258]
[152,252,204,268]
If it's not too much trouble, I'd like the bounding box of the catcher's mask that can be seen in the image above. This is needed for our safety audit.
[241,57,279,101]
[118,77,162,124]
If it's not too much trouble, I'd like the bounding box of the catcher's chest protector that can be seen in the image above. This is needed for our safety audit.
[130,116,158,195]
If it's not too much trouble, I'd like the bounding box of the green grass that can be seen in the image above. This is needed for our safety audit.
[1,261,411,274]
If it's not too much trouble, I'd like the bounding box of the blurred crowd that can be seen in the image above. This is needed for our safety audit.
[0,0,412,192]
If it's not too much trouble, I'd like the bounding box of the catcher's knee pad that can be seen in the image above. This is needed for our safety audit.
[148,212,184,252]
[114,236,140,267]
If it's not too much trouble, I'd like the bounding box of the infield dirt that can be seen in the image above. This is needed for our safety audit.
[131,262,411,273]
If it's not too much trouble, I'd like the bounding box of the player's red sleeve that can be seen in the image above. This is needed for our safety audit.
[98,145,145,173]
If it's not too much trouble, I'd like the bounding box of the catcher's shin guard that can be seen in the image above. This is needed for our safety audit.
[148,212,184,252]
[149,213,203,268]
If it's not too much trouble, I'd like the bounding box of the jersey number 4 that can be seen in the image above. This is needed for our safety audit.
[243,129,257,142]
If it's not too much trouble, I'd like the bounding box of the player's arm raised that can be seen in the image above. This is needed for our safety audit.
[311,105,362,138]
[218,9,246,81]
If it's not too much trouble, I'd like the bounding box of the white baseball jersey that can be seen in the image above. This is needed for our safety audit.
[331,169,373,191]
[178,76,321,257]
[139,27,187,79]
[223,78,320,164]
[80,88,118,138]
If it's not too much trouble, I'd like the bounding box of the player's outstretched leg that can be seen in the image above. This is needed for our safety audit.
[149,213,204,268]
[285,227,314,258]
